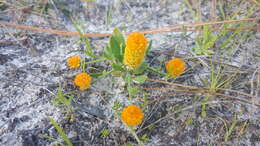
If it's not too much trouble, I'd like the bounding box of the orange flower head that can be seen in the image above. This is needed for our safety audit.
[67,56,81,69]
[121,105,144,127]
[165,58,186,78]
[74,73,91,90]
[123,32,148,69]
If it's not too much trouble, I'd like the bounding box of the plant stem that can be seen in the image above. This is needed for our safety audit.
[82,58,107,72]
[146,66,167,76]
[128,125,144,146]
[92,70,113,83]
[83,58,107,66]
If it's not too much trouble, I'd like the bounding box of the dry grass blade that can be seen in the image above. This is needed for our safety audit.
[142,87,260,107]
[137,100,231,134]
[0,18,259,37]
[145,79,260,107]
[149,79,258,98]
[139,18,260,34]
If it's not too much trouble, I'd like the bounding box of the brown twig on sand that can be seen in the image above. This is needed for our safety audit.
[142,87,260,107]
[143,79,260,107]
[0,17,260,37]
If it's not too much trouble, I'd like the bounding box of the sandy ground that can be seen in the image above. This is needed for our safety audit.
[0,0,259,145]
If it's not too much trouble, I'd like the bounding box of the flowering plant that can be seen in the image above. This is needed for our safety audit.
[78,28,152,97]
[121,105,144,127]
[67,56,81,69]
[165,58,186,78]
[74,72,92,91]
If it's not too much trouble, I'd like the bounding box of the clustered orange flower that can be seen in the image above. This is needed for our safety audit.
[123,32,148,69]
[165,58,186,78]
[74,72,92,91]
[67,56,81,69]
[66,56,92,91]
[121,105,144,127]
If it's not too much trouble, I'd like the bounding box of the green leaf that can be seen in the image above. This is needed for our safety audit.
[185,117,193,125]
[127,85,138,98]
[112,63,125,72]
[89,72,104,77]
[201,107,207,118]
[109,28,125,62]
[84,37,99,58]
[112,101,122,111]
[124,73,132,84]
[52,85,71,107]
[73,21,99,58]
[133,75,148,84]
[132,63,147,74]
[100,129,110,139]
[203,25,210,43]
[48,117,73,146]
[103,45,113,60]
[140,134,150,142]
[111,71,123,77]
[145,41,152,55]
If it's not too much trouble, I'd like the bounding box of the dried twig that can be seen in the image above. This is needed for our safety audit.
[145,79,260,107]
[0,18,259,37]
[137,100,232,134]
[142,87,260,107]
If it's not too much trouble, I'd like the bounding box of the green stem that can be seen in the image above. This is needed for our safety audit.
[128,126,144,146]
[92,70,113,83]
[146,66,167,76]
[82,58,107,72]
[83,58,107,65]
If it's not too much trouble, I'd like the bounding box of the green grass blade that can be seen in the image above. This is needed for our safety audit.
[48,117,73,146]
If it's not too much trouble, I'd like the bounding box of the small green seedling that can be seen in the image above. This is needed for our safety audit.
[112,101,123,116]
[199,96,209,118]
[100,129,110,139]
[140,93,149,111]
[202,61,235,93]
[140,134,150,143]
[52,84,76,119]
[215,116,241,142]
[185,117,193,125]
[192,25,217,56]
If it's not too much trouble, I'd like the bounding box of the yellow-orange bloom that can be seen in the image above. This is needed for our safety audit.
[67,56,81,69]
[123,32,148,69]
[74,73,91,90]
[121,105,144,127]
[165,58,186,78]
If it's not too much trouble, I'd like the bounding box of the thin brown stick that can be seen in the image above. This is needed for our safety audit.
[149,79,202,89]
[137,100,231,134]
[149,79,258,98]
[141,87,260,107]
[202,58,260,75]
[139,17,260,34]
[139,27,260,34]
[148,79,260,106]
[0,7,27,14]
[0,21,111,37]
[0,17,259,37]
